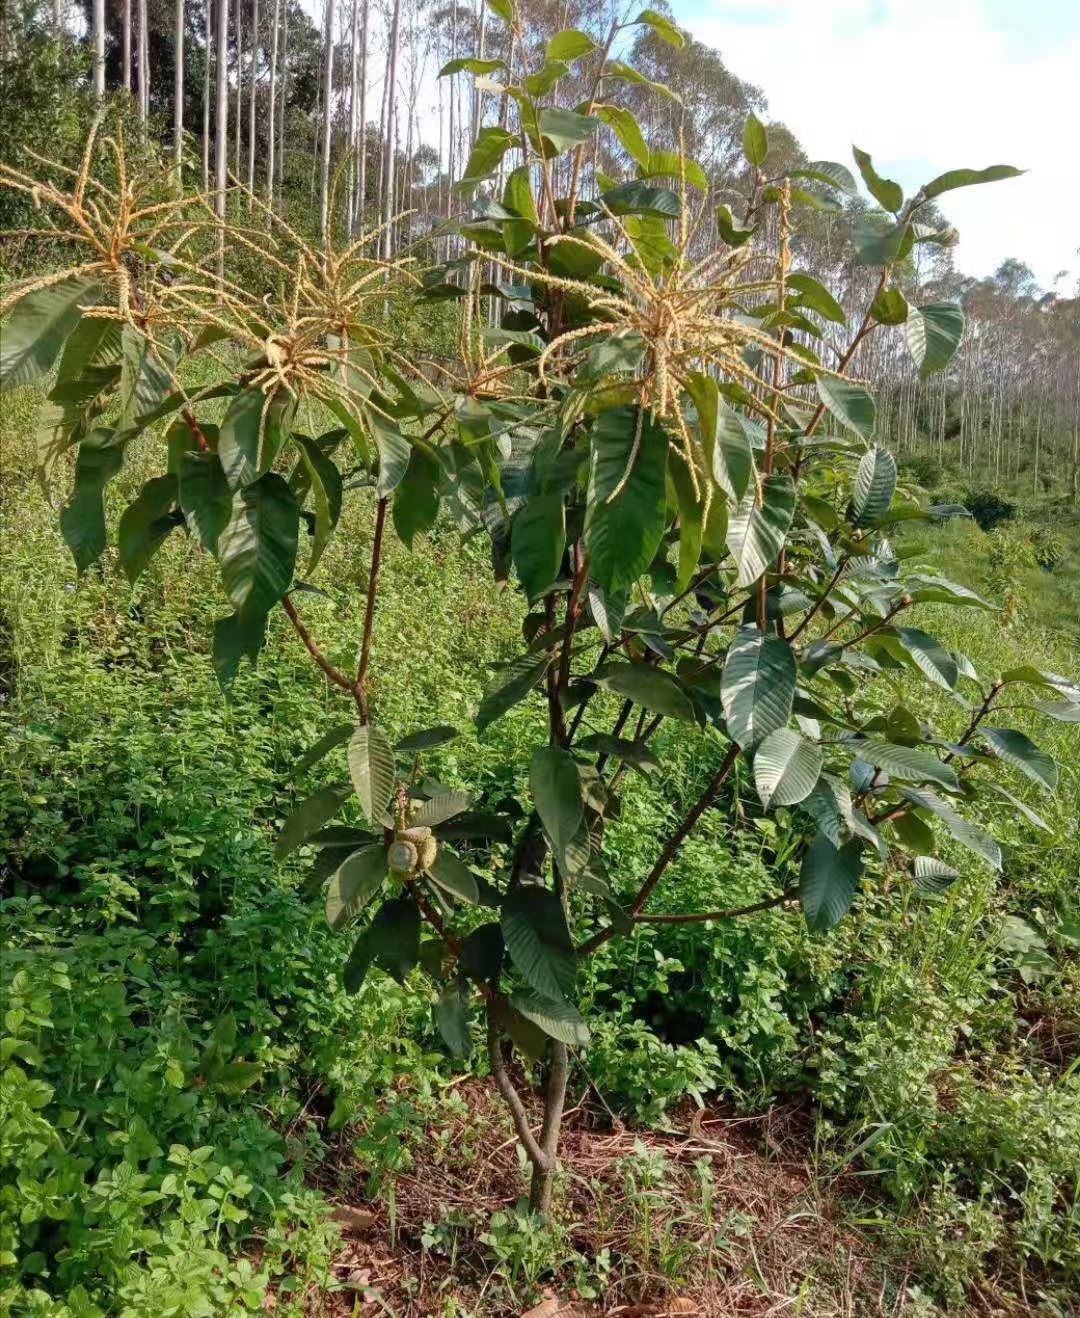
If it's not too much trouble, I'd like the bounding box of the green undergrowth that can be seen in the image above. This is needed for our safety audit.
[2,387,1078,1314]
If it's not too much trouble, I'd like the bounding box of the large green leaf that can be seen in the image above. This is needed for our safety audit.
[412,790,472,828]
[370,897,421,983]
[530,748,584,870]
[895,627,957,690]
[501,885,576,1002]
[596,661,695,723]
[392,443,441,548]
[743,112,768,166]
[476,652,552,733]
[815,377,876,439]
[801,834,864,931]
[599,181,680,218]
[547,27,598,59]
[370,416,411,497]
[849,447,897,528]
[426,848,480,904]
[218,387,269,490]
[178,450,232,553]
[342,929,373,994]
[713,404,754,503]
[59,430,126,571]
[212,610,268,684]
[117,327,173,430]
[291,724,355,778]
[117,475,180,583]
[921,165,1023,200]
[852,147,903,212]
[852,217,913,266]
[980,727,1057,793]
[325,844,387,928]
[396,725,459,753]
[596,104,649,167]
[348,725,396,822]
[575,734,660,775]
[276,783,354,857]
[294,434,343,568]
[634,8,684,47]
[721,626,797,750]
[511,493,566,602]
[905,304,964,378]
[787,273,847,325]
[726,476,796,588]
[912,855,959,893]
[217,474,299,619]
[0,275,100,389]
[460,922,505,981]
[535,108,596,156]
[510,992,590,1045]
[754,729,823,807]
[460,126,516,184]
[436,984,471,1056]
[899,786,1001,870]
[851,740,958,791]
[586,407,669,592]
[790,161,858,195]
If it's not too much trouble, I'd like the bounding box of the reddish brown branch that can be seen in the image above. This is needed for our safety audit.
[283,595,356,693]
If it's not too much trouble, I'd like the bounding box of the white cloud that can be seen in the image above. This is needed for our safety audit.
[678,0,1080,291]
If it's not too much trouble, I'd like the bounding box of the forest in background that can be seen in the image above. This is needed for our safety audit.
[1,0,1078,500]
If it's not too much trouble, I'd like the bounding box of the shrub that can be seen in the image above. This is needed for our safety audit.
[964,489,1016,531]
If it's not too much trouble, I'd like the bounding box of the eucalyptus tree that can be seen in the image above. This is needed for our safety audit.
[318,0,333,241]
[247,0,259,200]
[91,0,103,93]
[174,0,184,162]
[0,9,1068,1219]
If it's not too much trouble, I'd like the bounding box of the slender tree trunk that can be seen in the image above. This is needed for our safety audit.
[277,0,289,207]
[381,0,402,258]
[246,0,258,202]
[318,0,334,243]
[346,0,359,234]
[234,1,243,178]
[202,0,212,189]
[266,0,280,206]
[123,0,132,90]
[356,0,368,231]
[528,1043,568,1216]
[174,0,185,164]
[92,0,105,94]
[215,0,229,280]
[138,0,149,117]
[53,0,62,34]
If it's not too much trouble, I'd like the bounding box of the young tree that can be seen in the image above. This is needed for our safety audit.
[92,0,104,94]
[381,0,401,256]
[0,12,1062,1221]
[215,0,228,274]
[266,0,281,204]
[247,0,259,201]
[318,0,333,241]
[202,0,212,189]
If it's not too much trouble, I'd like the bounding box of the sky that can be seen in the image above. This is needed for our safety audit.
[675,0,1080,293]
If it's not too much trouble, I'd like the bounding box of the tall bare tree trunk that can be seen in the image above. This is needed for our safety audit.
[202,0,212,190]
[234,2,242,177]
[174,0,185,164]
[92,0,105,94]
[246,0,258,202]
[266,0,281,206]
[318,0,334,243]
[277,0,288,207]
[137,0,149,118]
[356,0,368,232]
[381,0,401,258]
[53,0,62,34]
[122,0,132,90]
[215,0,229,280]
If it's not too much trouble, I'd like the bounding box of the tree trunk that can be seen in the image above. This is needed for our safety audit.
[215,0,229,280]
[201,0,212,189]
[277,0,288,207]
[318,0,334,243]
[381,0,401,258]
[247,0,258,202]
[346,0,359,234]
[356,0,368,231]
[122,0,132,91]
[528,1042,568,1216]
[53,0,62,34]
[266,0,280,206]
[137,0,149,118]
[92,0,105,95]
[174,0,185,164]
[234,1,243,177]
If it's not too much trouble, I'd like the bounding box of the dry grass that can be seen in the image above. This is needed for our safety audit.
[293,1081,916,1318]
